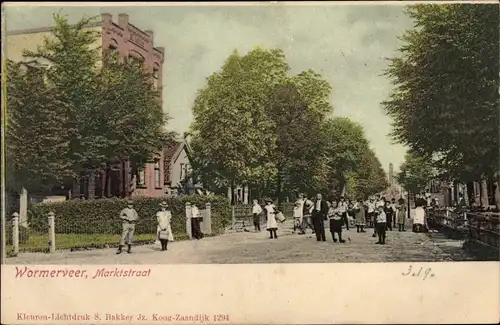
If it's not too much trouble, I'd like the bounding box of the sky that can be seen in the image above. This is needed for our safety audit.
[4,2,412,173]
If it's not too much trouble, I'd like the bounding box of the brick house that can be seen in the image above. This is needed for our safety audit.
[7,13,167,199]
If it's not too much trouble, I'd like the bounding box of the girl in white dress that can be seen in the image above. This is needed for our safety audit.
[157,201,174,251]
[264,198,279,239]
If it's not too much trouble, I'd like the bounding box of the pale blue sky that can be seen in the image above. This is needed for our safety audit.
[4,3,412,172]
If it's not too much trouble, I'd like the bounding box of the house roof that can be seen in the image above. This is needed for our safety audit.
[163,139,183,184]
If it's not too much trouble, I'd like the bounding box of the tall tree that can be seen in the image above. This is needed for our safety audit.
[383,4,499,184]
[23,13,104,196]
[396,151,434,194]
[320,117,370,198]
[266,82,329,204]
[189,48,284,188]
[189,46,333,197]
[6,61,71,193]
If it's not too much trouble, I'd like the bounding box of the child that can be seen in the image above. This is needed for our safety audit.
[397,198,407,231]
[375,206,387,245]
[354,198,366,233]
[328,201,349,243]
[293,201,303,234]
[264,198,278,239]
[252,199,263,232]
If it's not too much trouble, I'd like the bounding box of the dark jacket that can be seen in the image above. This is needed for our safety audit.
[312,199,329,220]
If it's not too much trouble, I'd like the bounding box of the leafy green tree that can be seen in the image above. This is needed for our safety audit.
[354,148,389,198]
[96,52,170,197]
[6,61,72,193]
[383,4,499,183]
[190,47,334,201]
[397,151,434,194]
[22,13,103,196]
[189,48,284,189]
[320,117,369,198]
[266,82,328,204]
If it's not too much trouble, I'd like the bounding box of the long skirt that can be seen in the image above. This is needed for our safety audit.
[397,210,406,225]
[355,211,366,226]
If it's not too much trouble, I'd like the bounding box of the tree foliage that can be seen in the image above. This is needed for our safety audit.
[383,4,499,182]
[6,61,71,192]
[190,46,390,200]
[397,151,435,194]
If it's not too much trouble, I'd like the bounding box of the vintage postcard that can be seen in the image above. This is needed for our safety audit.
[1,1,499,324]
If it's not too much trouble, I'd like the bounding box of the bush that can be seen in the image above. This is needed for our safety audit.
[28,195,231,238]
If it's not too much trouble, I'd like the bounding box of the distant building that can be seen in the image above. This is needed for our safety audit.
[7,13,167,199]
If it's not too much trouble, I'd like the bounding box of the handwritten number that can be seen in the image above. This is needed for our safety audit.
[402,265,412,276]
[403,266,435,280]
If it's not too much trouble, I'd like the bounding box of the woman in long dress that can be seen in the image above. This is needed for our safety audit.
[264,198,278,239]
[354,198,366,233]
[157,201,174,251]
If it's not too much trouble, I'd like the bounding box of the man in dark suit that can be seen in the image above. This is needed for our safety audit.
[312,193,328,241]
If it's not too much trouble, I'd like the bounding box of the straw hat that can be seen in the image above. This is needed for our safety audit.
[159,201,168,207]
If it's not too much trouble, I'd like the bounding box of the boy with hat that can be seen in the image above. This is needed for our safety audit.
[117,200,139,254]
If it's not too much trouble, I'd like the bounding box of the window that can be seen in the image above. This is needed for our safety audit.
[137,167,146,187]
[180,163,184,180]
[154,161,161,188]
[109,46,118,61]
[153,68,159,90]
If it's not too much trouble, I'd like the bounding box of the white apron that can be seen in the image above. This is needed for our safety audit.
[413,207,426,226]
[157,210,174,241]
[265,204,278,230]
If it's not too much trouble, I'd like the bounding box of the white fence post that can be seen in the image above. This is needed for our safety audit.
[231,205,236,230]
[11,212,19,256]
[204,203,212,235]
[185,202,192,240]
[48,212,55,253]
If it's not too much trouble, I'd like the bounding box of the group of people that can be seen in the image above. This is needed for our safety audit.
[250,193,412,245]
[116,200,205,254]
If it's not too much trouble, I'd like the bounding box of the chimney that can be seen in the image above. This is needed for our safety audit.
[156,46,165,63]
[101,13,112,23]
[145,30,154,41]
[389,163,394,187]
[118,13,129,27]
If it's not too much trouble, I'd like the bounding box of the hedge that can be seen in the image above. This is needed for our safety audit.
[28,195,232,237]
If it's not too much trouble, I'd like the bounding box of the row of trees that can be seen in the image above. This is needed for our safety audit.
[189,47,388,203]
[6,14,171,198]
[385,4,499,207]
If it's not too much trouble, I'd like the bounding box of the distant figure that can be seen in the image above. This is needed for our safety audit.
[117,200,139,254]
[191,204,204,239]
[390,198,397,228]
[264,198,279,239]
[375,206,387,245]
[156,201,174,251]
[354,198,366,233]
[328,201,349,243]
[312,193,329,242]
[301,194,315,234]
[293,200,303,234]
[397,198,407,232]
[252,199,263,232]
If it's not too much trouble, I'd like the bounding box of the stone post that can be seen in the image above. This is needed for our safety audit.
[204,203,212,235]
[231,205,236,230]
[185,202,192,240]
[20,187,28,228]
[243,186,249,205]
[48,212,55,253]
[11,212,19,256]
